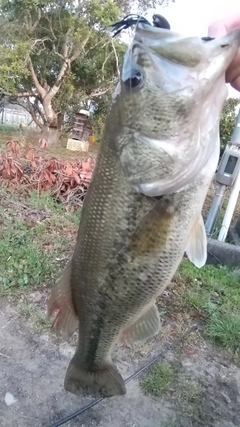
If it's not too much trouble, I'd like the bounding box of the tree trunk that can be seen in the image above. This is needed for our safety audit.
[41,98,62,145]
[41,125,62,145]
[57,112,64,129]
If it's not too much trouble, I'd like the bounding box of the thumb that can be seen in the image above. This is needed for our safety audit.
[208,21,227,38]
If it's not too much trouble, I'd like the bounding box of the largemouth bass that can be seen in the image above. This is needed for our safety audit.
[48,23,240,398]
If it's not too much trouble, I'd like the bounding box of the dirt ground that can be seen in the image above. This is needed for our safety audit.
[1,294,240,427]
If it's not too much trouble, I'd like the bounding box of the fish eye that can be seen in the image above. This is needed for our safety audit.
[123,69,142,89]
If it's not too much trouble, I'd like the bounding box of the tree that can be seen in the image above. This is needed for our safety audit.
[0,0,175,144]
[0,0,125,144]
[219,98,240,153]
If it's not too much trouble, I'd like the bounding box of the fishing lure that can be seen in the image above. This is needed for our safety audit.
[109,13,214,43]
[109,13,170,37]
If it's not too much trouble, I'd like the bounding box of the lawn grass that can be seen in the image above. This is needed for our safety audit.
[178,260,240,354]
[0,218,56,290]
[0,124,19,132]
[0,189,79,296]
[140,362,178,397]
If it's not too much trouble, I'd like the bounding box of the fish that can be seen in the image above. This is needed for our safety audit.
[48,23,240,399]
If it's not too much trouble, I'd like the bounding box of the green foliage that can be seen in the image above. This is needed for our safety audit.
[220,98,240,151]
[0,42,30,92]
[85,0,121,26]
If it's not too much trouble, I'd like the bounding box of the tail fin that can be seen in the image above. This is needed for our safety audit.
[64,355,126,398]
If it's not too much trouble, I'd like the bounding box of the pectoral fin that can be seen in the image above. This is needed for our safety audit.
[130,197,176,256]
[47,258,78,340]
[121,302,161,342]
[185,215,207,268]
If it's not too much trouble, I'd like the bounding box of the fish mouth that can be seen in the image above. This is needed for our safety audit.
[135,21,240,44]
[133,23,240,70]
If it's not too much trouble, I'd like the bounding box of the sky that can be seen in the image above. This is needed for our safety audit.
[143,0,240,98]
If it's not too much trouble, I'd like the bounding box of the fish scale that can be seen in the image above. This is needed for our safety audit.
[48,23,240,398]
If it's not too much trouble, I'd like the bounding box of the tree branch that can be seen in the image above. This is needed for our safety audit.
[46,31,93,100]
[6,99,29,111]
[24,7,42,33]
[45,15,57,40]
[70,31,92,62]
[24,10,32,32]
[33,99,46,125]
[27,98,44,129]
[111,39,120,79]
[102,51,114,78]
[0,88,36,98]
[45,14,59,56]
[31,8,42,33]
[27,58,46,99]
[6,98,43,129]
[85,39,111,56]
[63,27,73,59]
[30,37,53,51]
[82,86,113,101]
[52,45,65,60]
[45,59,71,101]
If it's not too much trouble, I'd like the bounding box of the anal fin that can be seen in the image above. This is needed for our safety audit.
[121,302,161,342]
[185,215,207,268]
[47,258,78,340]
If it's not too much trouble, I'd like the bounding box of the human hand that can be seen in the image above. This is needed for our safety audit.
[208,13,240,91]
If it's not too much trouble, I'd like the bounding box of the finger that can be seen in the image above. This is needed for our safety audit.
[208,22,227,38]
[231,74,240,92]
[225,53,240,84]
[208,13,240,38]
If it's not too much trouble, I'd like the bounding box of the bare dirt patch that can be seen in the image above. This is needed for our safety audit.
[0,288,239,427]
